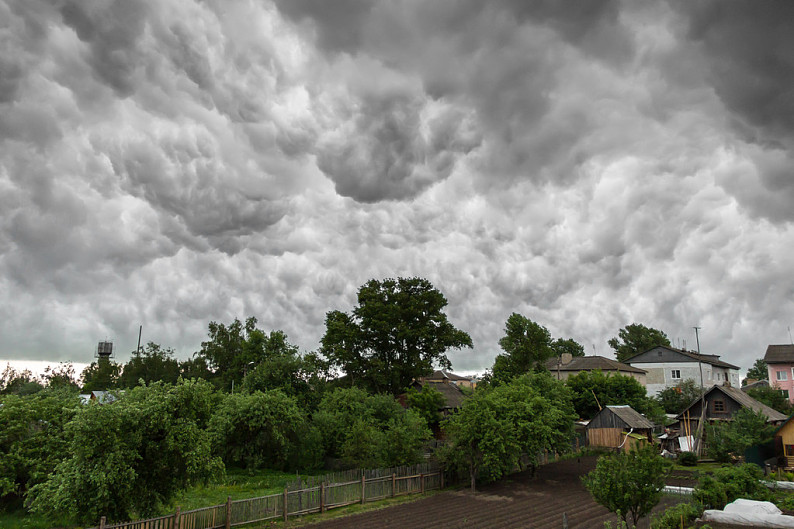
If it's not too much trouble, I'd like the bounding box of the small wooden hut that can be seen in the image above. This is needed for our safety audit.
[586,405,655,453]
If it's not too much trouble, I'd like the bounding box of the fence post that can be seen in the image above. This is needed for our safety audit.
[420,473,424,494]
[99,516,106,529]
[562,512,569,529]
[225,496,231,529]
[361,474,366,504]
[392,473,396,497]
[283,489,288,522]
[174,506,181,529]
[440,469,445,489]
[320,482,325,513]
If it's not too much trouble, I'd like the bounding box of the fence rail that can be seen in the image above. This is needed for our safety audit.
[90,464,443,529]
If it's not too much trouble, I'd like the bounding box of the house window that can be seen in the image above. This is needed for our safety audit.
[671,369,681,379]
[713,400,725,413]
[787,445,794,457]
[782,390,790,399]
[778,371,788,381]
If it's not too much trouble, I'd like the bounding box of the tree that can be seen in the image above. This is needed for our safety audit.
[80,358,120,392]
[706,408,776,463]
[489,313,554,385]
[655,378,702,414]
[209,390,320,471]
[405,385,445,429]
[320,277,472,395]
[608,323,671,363]
[27,379,223,524]
[442,372,576,492]
[41,363,79,391]
[118,342,181,388]
[242,350,328,411]
[551,338,585,358]
[582,445,672,527]
[693,463,769,510]
[1,365,44,396]
[745,358,769,383]
[746,385,792,414]
[312,387,431,468]
[565,370,663,423]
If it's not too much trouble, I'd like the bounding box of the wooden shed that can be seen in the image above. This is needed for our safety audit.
[586,405,655,453]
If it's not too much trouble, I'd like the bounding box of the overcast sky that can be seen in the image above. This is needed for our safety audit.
[2,0,793,377]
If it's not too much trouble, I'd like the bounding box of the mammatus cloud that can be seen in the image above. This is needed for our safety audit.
[1,0,793,377]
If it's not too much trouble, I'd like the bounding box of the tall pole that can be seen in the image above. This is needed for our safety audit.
[693,326,706,456]
[694,327,704,391]
[136,325,142,354]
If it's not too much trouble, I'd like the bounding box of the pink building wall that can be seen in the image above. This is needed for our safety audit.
[768,363,794,403]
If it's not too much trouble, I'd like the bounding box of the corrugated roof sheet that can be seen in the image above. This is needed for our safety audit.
[605,405,655,429]
[765,344,794,364]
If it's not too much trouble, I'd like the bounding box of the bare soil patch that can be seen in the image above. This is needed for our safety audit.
[303,456,685,529]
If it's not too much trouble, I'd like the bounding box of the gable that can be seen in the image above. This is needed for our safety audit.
[627,346,699,364]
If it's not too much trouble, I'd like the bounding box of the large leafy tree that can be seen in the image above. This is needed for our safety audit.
[242,349,329,411]
[551,338,585,358]
[745,358,769,382]
[80,358,121,392]
[442,372,576,492]
[746,385,792,414]
[489,313,554,385]
[320,277,472,395]
[608,323,671,363]
[118,342,181,388]
[582,445,672,527]
[706,408,776,463]
[566,370,663,423]
[28,379,223,524]
[1,365,44,396]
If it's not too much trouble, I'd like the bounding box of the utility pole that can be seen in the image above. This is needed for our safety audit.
[693,326,706,456]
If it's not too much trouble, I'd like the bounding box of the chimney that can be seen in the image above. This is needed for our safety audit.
[561,353,573,365]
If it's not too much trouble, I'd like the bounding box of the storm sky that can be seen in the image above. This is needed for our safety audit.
[2,0,794,375]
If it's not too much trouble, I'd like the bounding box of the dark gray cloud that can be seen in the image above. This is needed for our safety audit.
[1,0,794,379]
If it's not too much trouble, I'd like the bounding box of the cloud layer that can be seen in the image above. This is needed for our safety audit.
[2,0,793,374]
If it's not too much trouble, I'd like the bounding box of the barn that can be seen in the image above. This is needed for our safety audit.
[586,405,655,452]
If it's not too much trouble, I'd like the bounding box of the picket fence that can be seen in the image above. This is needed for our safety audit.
[89,463,442,529]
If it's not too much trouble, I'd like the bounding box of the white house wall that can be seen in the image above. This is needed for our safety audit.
[639,361,740,397]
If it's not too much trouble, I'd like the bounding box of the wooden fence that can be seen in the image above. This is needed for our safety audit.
[90,463,442,529]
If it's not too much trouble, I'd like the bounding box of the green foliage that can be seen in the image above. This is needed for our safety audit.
[41,363,79,391]
[0,391,79,508]
[746,385,792,414]
[745,358,769,382]
[565,370,662,423]
[693,463,769,509]
[118,342,181,388]
[0,365,44,396]
[313,387,431,468]
[442,372,576,491]
[320,277,472,395]
[80,358,121,392]
[582,445,673,527]
[208,390,320,471]
[655,379,702,415]
[551,337,586,357]
[489,313,554,384]
[241,350,328,411]
[678,451,698,466]
[405,385,445,428]
[608,323,671,363]
[705,408,775,463]
[650,502,702,529]
[27,379,224,524]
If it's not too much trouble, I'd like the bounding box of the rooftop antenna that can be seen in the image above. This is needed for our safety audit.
[592,344,596,356]
[789,326,793,345]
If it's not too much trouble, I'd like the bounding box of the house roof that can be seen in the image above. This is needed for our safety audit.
[764,344,794,364]
[675,385,787,422]
[417,381,466,409]
[604,405,656,429]
[544,355,646,374]
[626,345,740,370]
[742,379,770,392]
[423,369,471,382]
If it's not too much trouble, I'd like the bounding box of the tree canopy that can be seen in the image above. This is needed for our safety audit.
[488,313,554,384]
[118,342,181,388]
[565,370,663,423]
[320,277,472,395]
[655,378,702,415]
[745,358,769,382]
[608,323,671,363]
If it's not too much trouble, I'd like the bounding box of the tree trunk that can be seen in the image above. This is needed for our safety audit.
[470,463,476,493]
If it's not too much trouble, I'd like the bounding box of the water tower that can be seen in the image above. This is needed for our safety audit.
[96,341,114,362]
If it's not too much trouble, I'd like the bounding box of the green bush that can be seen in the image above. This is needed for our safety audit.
[679,451,698,466]
[693,463,769,510]
[651,502,702,529]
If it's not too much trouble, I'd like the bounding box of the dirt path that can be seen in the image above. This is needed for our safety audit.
[304,456,684,529]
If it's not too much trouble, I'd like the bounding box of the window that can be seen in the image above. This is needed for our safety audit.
[778,371,788,381]
[713,400,725,413]
[671,369,681,379]
[782,390,790,399]
[787,445,794,457]
[715,373,721,381]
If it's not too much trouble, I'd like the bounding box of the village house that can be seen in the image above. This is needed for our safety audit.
[673,384,787,434]
[764,344,794,403]
[419,369,476,390]
[624,345,740,397]
[544,354,646,384]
